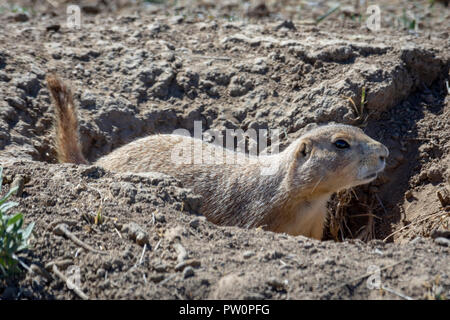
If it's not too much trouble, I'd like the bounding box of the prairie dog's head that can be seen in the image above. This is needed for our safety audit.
[287,124,389,195]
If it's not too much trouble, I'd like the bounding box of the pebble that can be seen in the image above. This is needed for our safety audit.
[436,188,450,207]
[189,218,200,229]
[121,222,149,246]
[427,168,442,183]
[183,266,195,279]
[405,190,414,200]
[8,13,29,22]
[267,277,286,289]
[96,268,106,278]
[431,229,450,239]
[175,259,201,271]
[274,20,296,31]
[11,174,26,197]
[434,237,450,247]
[150,274,165,283]
[170,15,184,24]
[154,263,167,273]
[154,213,166,223]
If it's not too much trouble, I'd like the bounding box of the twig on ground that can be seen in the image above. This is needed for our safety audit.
[45,259,73,270]
[381,285,413,300]
[114,227,122,239]
[48,219,78,230]
[159,274,177,286]
[321,257,410,297]
[12,254,31,273]
[53,223,108,255]
[154,239,162,251]
[138,244,147,265]
[383,211,442,242]
[52,265,89,300]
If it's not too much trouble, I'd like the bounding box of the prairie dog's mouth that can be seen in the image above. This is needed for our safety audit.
[363,172,378,180]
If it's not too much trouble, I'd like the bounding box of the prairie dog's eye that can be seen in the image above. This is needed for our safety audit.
[334,140,350,149]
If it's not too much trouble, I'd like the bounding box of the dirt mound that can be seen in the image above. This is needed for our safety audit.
[1,158,449,299]
[0,0,449,299]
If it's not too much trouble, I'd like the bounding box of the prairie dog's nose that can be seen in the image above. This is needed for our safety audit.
[377,144,389,162]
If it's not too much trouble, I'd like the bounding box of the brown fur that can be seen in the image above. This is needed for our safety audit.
[46,74,88,164]
[47,75,389,240]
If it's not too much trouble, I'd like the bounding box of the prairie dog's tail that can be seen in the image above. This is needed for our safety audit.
[46,74,88,164]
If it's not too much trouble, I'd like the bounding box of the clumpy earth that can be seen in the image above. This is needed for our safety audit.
[0,0,449,299]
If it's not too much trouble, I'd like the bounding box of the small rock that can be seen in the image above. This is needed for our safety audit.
[11,174,26,197]
[112,258,124,269]
[165,226,185,243]
[437,187,450,207]
[8,13,29,22]
[154,263,167,273]
[170,15,184,24]
[175,259,201,271]
[200,279,210,286]
[243,251,255,259]
[82,5,101,14]
[121,248,133,260]
[0,71,11,82]
[229,76,254,97]
[264,250,284,260]
[46,24,61,32]
[183,266,195,279]
[121,222,149,246]
[205,69,232,86]
[150,274,165,283]
[175,261,187,272]
[405,190,414,201]
[148,23,163,34]
[14,73,41,97]
[246,3,270,18]
[274,20,296,31]
[418,170,428,182]
[154,213,166,223]
[323,258,336,265]
[341,5,357,17]
[189,218,200,229]
[96,268,106,278]
[431,229,450,239]
[136,233,148,246]
[79,166,105,179]
[267,277,286,290]
[427,168,442,183]
[434,237,450,247]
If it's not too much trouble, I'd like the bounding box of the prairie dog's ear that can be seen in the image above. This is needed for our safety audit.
[295,138,312,158]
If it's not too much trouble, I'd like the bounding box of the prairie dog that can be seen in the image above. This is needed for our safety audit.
[46,74,389,240]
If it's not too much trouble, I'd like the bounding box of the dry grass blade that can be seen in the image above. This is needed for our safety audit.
[321,257,410,297]
[328,189,353,241]
[343,87,370,127]
[356,209,375,241]
[52,265,89,300]
[316,4,340,23]
[383,210,444,242]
